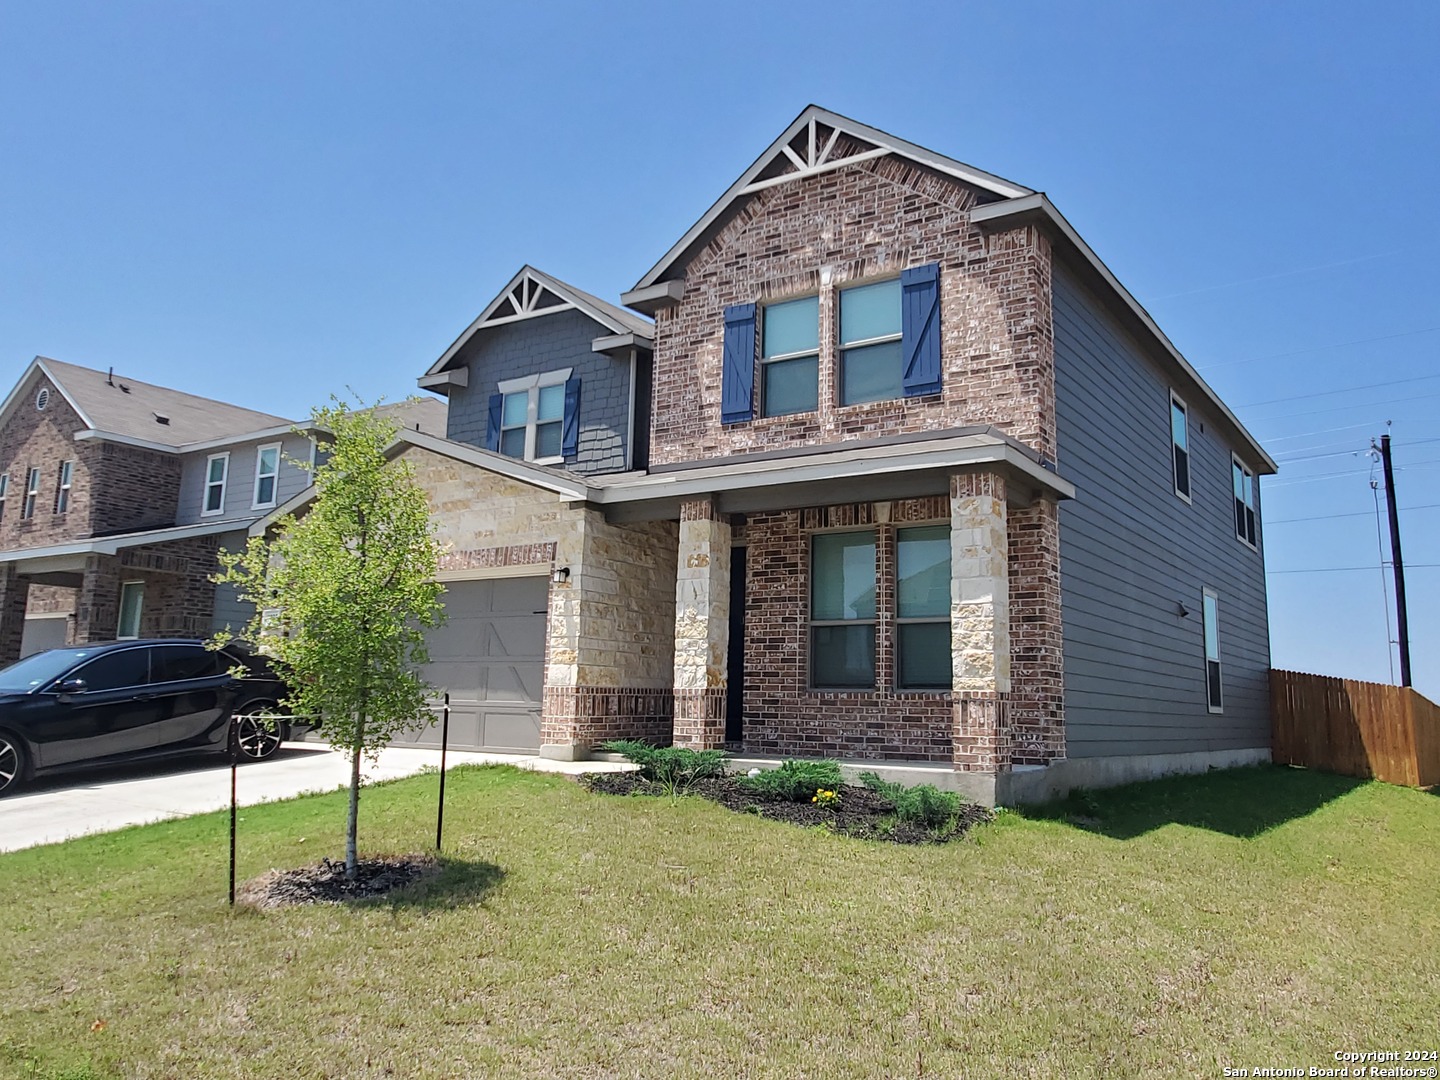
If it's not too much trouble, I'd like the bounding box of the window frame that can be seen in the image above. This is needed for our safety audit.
[0,472,9,523]
[53,460,74,515]
[837,276,904,408]
[894,522,952,691]
[808,526,879,690]
[251,442,282,510]
[202,452,230,517]
[1170,392,1191,503]
[1202,586,1222,713]
[496,368,572,464]
[1232,454,1257,550]
[760,294,821,419]
[117,581,145,640]
[21,467,40,520]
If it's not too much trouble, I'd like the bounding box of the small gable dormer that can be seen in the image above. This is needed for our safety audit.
[418,266,654,475]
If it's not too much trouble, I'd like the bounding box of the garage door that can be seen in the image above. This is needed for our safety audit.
[395,576,548,754]
[21,615,69,658]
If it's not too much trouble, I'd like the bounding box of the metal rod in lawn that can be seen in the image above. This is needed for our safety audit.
[435,690,450,851]
[229,714,239,906]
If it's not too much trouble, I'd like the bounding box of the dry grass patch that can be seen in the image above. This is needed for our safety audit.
[0,765,1436,1078]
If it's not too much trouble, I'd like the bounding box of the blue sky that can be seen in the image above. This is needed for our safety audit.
[2,1,1436,693]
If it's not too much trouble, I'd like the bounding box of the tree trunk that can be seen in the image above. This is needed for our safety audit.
[345,706,367,879]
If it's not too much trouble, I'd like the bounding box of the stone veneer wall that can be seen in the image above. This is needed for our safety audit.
[741,497,956,762]
[648,143,1056,467]
[399,446,677,753]
[672,497,730,748]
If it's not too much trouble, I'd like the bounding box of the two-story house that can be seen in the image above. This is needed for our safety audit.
[0,357,444,661]
[263,106,1275,803]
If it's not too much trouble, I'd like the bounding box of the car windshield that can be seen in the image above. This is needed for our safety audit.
[0,647,106,693]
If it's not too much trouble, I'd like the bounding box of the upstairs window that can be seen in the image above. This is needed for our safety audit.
[22,467,40,520]
[761,296,820,417]
[839,279,902,406]
[810,530,877,688]
[1170,393,1191,501]
[53,461,73,515]
[203,453,229,516]
[1202,588,1222,712]
[252,443,281,509]
[493,369,572,463]
[1232,457,1257,548]
[896,525,951,689]
[0,473,8,522]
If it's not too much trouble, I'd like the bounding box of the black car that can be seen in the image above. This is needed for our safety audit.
[0,638,311,797]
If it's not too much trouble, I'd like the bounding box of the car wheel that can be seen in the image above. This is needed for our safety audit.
[0,730,28,797]
[230,700,287,762]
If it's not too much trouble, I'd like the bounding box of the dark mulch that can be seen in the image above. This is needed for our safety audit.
[582,772,993,844]
[237,854,441,910]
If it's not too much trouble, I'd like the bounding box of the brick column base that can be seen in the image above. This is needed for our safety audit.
[673,688,726,749]
[954,694,1009,772]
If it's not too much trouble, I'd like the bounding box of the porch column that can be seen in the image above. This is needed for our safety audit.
[672,496,730,749]
[951,472,1011,772]
[73,554,122,644]
[0,565,30,666]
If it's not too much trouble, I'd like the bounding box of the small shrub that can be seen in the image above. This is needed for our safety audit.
[599,740,727,794]
[739,759,844,802]
[859,772,965,830]
[811,788,841,810]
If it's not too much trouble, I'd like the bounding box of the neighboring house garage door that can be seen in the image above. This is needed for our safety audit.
[395,576,548,754]
[21,614,69,658]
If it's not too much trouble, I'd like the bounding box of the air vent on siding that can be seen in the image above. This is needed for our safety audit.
[35,388,49,411]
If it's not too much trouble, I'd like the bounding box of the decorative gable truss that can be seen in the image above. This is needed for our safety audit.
[480,270,575,327]
[740,114,895,195]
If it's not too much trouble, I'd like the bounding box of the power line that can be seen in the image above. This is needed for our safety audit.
[1202,325,1440,370]
[1247,390,1440,425]
[1264,457,1440,487]
[1235,373,1440,409]
[1265,502,1440,525]
[1268,564,1440,575]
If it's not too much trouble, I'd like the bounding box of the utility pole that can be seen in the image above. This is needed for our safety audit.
[1378,435,1412,687]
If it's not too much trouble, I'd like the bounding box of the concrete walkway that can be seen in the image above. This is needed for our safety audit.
[0,743,632,854]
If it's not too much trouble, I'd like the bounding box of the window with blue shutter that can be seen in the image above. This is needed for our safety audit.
[901,262,942,397]
[721,303,757,424]
[485,393,503,453]
[562,377,581,458]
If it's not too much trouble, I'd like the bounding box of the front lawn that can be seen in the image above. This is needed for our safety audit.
[1,765,1435,1078]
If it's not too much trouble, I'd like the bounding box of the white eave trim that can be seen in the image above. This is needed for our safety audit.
[0,518,252,563]
[592,437,1075,505]
[248,429,592,538]
[628,105,1034,296]
[619,280,686,316]
[417,369,468,390]
[592,332,653,356]
[0,358,98,432]
[970,193,1277,474]
[72,421,311,455]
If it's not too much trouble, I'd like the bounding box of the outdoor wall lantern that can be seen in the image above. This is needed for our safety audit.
[552,566,571,585]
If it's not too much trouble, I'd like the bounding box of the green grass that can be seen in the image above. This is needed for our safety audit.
[1,765,1436,1078]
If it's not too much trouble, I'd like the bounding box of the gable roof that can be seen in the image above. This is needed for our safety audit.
[425,266,654,378]
[6,357,292,447]
[624,105,1034,298]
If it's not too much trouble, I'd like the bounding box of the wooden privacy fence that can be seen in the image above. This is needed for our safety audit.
[1271,669,1440,787]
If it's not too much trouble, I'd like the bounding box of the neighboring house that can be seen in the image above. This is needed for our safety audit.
[0,357,445,660]
[267,105,1276,802]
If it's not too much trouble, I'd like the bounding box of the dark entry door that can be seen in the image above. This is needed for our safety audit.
[725,546,746,743]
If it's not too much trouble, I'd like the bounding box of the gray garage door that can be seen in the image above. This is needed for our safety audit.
[395,576,548,754]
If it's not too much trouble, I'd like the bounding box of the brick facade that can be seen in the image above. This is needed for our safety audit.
[0,371,99,547]
[649,146,1057,468]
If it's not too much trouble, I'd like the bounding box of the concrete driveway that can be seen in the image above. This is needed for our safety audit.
[0,742,631,854]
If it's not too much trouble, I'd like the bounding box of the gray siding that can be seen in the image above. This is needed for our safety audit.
[1053,264,1271,758]
[175,432,313,526]
[444,307,636,475]
[211,530,255,634]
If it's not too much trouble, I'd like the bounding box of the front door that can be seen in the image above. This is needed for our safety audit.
[725,546,746,744]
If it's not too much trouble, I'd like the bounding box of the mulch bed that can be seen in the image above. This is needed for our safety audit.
[583,772,993,844]
[237,854,441,910]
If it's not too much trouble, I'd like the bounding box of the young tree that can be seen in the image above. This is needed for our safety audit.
[215,400,444,878]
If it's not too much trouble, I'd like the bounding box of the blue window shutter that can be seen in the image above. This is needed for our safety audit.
[721,303,757,424]
[562,377,581,458]
[901,263,942,397]
[485,393,503,452]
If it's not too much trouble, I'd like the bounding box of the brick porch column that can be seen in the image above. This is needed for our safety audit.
[0,565,30,666]
[73,554,122,644]
[672,496,730,749]
[951,472,1011,772]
